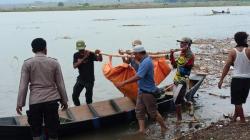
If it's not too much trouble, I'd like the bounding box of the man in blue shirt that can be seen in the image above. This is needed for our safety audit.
[116,45,167,134]
[118,40,142,71]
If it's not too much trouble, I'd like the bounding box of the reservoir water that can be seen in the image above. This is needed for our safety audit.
[0,6,250,139]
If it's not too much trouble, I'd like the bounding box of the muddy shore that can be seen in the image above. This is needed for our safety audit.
[178,117,250,140]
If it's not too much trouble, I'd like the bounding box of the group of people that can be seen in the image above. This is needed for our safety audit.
[16,31,250,139]
[116,37,195,133]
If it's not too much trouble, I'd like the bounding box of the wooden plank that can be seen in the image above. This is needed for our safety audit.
[69,105,94,121]
[58,110,69,120]
[58,109,75,121]
[66,109,76,120]
[13,117,20,125]
[87,104,100,118]
[15,116,29,126]
[90,100,117,117]
[165,91,173,96]
[113,97,135,112]
[109,99,122,113]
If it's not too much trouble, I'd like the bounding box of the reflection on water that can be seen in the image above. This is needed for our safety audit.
[1,6,250,140]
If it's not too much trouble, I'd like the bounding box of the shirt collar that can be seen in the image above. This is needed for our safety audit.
[35,52,46,57]
[140,55,148,63]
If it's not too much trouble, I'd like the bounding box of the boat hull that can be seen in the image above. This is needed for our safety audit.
[0,74,205,139]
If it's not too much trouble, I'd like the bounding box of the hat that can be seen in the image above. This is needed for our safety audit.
[76,40,86,50]
[132,45,146,53]
[132,40,142,47]
[177,37,192,44]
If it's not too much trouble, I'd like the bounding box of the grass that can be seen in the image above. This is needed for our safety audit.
[0,1,250,12]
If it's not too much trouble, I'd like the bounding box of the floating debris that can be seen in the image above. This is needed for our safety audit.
[173,38,250,139]
[9,56,19,70]
[192,38,250,88]
[16,26,40,30]
[55,36,72,40]
[122,24,147,27]
[208,93,230,99]
[93,18,116,21]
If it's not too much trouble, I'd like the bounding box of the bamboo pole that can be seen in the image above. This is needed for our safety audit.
[86,49,181,58]
[87,48,210,58]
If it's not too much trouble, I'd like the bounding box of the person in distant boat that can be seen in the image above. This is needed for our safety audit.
[16,38,68,140]
[170,37,195,123]
[116,45,167,134]
[118,40,142,71]
[72,40,102,106]
[218,32,250,123]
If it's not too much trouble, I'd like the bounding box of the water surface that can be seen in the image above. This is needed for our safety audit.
[1,6,250,139]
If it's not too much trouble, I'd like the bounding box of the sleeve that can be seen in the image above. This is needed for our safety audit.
[73,53,78,64]
[136,60,149,78]
[170,52,177,68]
[90,52,98,61]
[55,62,68,103]
[17,62,30,107]
[184,54,195,69]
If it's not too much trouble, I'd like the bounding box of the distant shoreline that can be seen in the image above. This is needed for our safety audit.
[1,1,250,12]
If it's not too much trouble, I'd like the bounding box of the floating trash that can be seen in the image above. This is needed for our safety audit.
[122,24,147,27]
[93,18,116,21]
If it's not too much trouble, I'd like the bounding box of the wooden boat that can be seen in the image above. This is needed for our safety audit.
[0,74,205,140]
[212,10,230,14]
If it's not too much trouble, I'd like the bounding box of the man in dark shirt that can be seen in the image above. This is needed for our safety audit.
[72,40,102,106]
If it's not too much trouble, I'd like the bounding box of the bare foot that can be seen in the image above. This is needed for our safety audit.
[136,129,146,135]
[176,120,182,125]
[161,126,168,134]
[187,102,194,116]
[239,119,246,124]
[237,121,247,125]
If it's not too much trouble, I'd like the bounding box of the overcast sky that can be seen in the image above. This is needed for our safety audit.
[0,0,62,4]
[0,0,154,4]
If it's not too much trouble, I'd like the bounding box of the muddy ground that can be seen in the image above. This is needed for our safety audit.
[178,118,250,140]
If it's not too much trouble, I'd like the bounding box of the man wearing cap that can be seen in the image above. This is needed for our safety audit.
[170,37,195,123]
[116,45,167,134]
[16,38,68,140]
[118,40,142,71]
[72,40,102,106]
